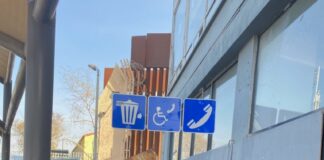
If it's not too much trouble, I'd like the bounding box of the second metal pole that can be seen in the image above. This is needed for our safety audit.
[2,81,12,160]
[93,70,99,160]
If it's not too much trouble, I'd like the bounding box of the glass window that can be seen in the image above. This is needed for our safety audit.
[194,87,211,154]
[206,0,222,25]
[187,0,206,51]
[207,0,215,9]
[181,132,192,159]
[173,133,179,160]
[193,133,208,154]
[212,65,237,149]
[0,84,3,120]
[253,0,324,131]
[173,0,187,71]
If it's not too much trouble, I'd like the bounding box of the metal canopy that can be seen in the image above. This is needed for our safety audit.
[0,47,10,83]
[0,0,27,84]
[0,0,27,43]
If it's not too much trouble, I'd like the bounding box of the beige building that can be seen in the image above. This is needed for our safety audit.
[98,66,133,160]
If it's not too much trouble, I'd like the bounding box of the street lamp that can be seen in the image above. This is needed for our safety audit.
[88,64,99,160]
[97,111,106,158]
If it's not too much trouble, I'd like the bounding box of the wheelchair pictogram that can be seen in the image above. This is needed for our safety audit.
[152,105,176,126]
[148,97,181,132]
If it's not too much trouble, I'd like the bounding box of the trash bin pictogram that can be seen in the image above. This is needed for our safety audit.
[117,100,139,125]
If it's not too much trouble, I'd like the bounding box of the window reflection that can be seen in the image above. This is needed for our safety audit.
[171,0,223,75]
[173,0,186,71]
[193,133,208,154]
[187,0,205,51]
[194,87,211,154]
[212,66,237,149]
[173,133,179,160]
[253,0,324,131]
[181,132,192,159]
[207,0,215,10]
[206,0,222,27]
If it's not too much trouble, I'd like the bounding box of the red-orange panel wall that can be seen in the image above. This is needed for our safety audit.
[129,33,171,159]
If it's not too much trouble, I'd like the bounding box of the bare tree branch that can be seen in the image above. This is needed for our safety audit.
[61,67,96,130]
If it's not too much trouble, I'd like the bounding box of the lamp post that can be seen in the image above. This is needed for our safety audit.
[97,111,106,157]
[88,64,99,160]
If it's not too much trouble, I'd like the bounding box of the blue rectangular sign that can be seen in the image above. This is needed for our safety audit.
[147,96,181,132]
[112,94,146,130]
[182,99,216,133]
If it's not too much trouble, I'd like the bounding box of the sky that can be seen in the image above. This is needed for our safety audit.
[0,0,173,152]
[54,0,172,113]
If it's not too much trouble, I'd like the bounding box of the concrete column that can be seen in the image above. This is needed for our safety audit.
[2,81,12,160]
[24,1,56,160]
[231,37,258,140]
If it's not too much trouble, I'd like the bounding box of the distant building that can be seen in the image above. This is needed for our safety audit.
[72,133,94,160]
[129,33,171,159]
[97,66,131,160]
[97,33,171,160]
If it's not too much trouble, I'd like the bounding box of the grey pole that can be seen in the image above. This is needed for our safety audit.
[2,81,12,160]
[93,69,100,160]
[24,1,56,160]
[5,61,26,131]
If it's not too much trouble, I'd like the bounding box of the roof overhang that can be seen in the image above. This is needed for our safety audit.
[0,0,27,84]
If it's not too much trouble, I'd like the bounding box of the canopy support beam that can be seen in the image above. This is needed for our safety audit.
[24,1,56,160]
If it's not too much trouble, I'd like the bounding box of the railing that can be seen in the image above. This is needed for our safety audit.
[6,152,90,160]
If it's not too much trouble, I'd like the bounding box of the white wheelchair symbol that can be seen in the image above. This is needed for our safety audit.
[153,104,176,126]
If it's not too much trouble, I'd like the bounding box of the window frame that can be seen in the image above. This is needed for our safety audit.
[173,61,237,159]
[169,0,226,89]
[171,0,188,74]
[250,0,320,133]
[191,86,213,155]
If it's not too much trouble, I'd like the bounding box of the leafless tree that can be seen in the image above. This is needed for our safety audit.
[13,113,65,152]
[61,68,96,129]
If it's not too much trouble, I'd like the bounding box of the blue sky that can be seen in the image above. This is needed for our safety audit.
[53,0,173,113]
[0,0,173,151]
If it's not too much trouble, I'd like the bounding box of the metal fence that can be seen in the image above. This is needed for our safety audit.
[7,152,88,160]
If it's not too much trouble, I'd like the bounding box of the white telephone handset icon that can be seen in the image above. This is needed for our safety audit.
[187,104,212,129]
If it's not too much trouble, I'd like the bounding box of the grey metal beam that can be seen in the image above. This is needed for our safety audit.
[24,1,56,160]
[33,0,59,23]
[0,31,25,59]
[2,81,12,160]
[177,132,183,160]
[190,134,195,156]
[5,60,26,130]
[0,120,5,135]
[4,53,15,84]
[168,133,174,160]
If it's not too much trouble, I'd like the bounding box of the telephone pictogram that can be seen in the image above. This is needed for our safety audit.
[187,104,212,129]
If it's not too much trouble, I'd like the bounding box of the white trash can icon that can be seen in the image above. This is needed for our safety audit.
[117,100,139,125]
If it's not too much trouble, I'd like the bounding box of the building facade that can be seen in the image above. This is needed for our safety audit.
[97,33,171,160]
[163,0,324,160]
[129,33,171,159]
[72,133,94,160]
[98,67,133,160]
